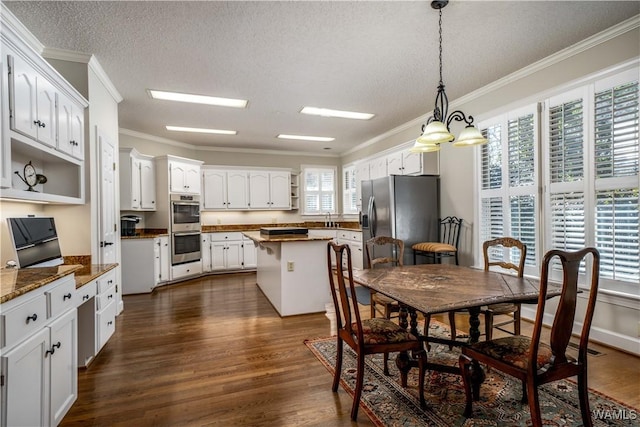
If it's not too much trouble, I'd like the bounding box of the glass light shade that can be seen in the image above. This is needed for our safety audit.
[452,126,488,147]
[410,139,441,153]
[416,121,455,144]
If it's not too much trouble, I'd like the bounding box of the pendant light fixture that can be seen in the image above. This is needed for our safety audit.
[411,0,487,153]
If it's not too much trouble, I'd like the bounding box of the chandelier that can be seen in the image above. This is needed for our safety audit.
[411,0,487,153]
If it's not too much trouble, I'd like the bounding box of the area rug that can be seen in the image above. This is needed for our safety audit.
[305,334,639,426]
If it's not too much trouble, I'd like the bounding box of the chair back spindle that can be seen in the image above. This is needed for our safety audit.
[327,242,363,345]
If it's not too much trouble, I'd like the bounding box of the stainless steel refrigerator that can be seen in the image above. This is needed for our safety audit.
[361,175,440,267]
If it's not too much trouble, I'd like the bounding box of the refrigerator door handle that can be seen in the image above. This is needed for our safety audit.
[370,196,377,237]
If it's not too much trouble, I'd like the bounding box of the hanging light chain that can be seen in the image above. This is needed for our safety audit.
[438,7,443,86]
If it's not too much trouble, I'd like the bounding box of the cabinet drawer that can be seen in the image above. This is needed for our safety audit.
[46,276,76,319]
[75,280,97,307]
[210,232,243,241]
[96,271,116,294]
[1,294,47,350]
[97,302,116,351]
[96,284,117,311]
[172,262,202,280]
[339,230,362,242]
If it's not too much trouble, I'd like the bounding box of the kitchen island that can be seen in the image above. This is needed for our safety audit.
[242,231,334,316]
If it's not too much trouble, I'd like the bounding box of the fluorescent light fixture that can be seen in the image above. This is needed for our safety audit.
[277,134,335,142]
[300,106,374,120]
[148,89,248,108]
[166,126,237,135]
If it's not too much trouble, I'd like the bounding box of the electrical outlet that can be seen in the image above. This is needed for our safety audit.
[216,218,221,224]
[271,217,277,224]
[287,261,294,272]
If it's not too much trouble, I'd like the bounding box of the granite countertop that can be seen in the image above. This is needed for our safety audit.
[203,221,361,233]
[0,262,119,304]
[121,228,169,239]
[1,264,83,304]
[242,231,334,243]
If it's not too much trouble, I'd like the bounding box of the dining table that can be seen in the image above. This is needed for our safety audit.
[350,263,562,385]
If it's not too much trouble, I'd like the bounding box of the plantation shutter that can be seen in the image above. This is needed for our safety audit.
[593,76,639,282]
[303,167,336,215]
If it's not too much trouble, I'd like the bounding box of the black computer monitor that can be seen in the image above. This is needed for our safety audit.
[7,217,64,268]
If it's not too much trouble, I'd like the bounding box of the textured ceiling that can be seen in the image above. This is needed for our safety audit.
[4,1,639,156]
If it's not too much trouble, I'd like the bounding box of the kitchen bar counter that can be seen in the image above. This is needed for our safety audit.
[203,221,360,233]
[243,231,333,316]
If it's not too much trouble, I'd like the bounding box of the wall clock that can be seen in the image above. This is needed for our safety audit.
[15,161,46,192]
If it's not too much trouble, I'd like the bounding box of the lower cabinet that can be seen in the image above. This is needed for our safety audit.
[202,232,257,272]
[121,236,170,294]
[1,278,78,427]
[337,230,363,270]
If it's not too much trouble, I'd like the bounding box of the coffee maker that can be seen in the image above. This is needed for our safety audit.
[120,215,141,237]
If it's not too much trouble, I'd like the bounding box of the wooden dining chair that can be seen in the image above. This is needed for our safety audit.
[365,236,404,374]
[482,237,527,340]
[412,216,463,265]
[327,241,427,420]
[459,247,600,427]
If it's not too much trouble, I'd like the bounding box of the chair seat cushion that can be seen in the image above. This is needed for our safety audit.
[467,336,553,370]
[485,302,517,314]
[371,293,398,306]
[412,242,457,253]
[354,318,418,345]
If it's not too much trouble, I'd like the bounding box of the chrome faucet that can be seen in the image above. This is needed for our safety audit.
[325,212,333,227]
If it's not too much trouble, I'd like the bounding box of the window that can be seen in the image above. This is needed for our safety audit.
[476,68,639,292]
[302,166,337,215]
[342,165,358,214]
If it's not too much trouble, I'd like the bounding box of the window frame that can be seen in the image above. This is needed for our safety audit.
[301,165,338,216]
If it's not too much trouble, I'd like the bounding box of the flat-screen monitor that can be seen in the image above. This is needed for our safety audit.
[7,217,64,268]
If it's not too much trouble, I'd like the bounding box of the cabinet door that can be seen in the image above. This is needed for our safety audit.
[402,150,422,175]
[226,171,249,209]
[369,157,387,179]
[184,165,201,194]
[248,171,270,209]
[2,328,50,427]
[130,157,141,209]
[269,171,291,209]
[242,239,257,268]
[169,162,187,193]
[139,158,156,209]
[69,106,85,160]
[9,54,39,140]
[355,162,370,208]
[202,169,227,209]
[386,152,403,175]
[226,241,243,269]
[153,238,161,284]
[201,235,212,272]
[35,77,57,147]
[49,309,78,427]
[159,236,170,282]
[57,92,74,156]
[211,242,227,270]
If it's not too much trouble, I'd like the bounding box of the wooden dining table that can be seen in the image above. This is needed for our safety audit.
[350,263,562,383]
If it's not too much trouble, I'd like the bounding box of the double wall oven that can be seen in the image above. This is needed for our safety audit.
[170,194,201,265]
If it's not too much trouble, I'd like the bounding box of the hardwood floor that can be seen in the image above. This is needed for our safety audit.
[62,273,639,426]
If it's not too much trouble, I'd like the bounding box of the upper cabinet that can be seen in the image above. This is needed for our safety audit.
[0,19,88,204]
[169,158,201,194]
[386,149,423,176]
[119,148,156,211]
[202,167,291,211]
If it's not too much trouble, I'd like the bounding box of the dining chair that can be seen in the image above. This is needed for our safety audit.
[365,235,404,374]
[459,247,600,427]
[327,241,427,420]
[482,237,527,340]
[412,216,463,265]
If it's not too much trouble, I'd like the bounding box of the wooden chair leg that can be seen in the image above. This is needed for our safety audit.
[513,304,521,335]
[370,291,376,319]
[351,352,366,420]
[485,311,494,341]
[448,311,457,349]
[526,380,543,427]
[417,350,427,409]
[458,354,474,417]
[332,338,343,392]
[577,370,594,427]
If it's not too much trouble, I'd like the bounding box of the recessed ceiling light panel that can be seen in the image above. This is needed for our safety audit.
[166,126,237,135]
[149,89,248,108]
[300,106,374,120]
[277,134,335,142]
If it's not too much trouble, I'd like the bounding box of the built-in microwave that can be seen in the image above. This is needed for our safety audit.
[171,194,200,232]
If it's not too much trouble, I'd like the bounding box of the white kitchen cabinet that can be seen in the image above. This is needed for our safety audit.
[57,92,84,160]
[0,275,78,427]
[242,236,257,268]
[169,158,201,194]
[249,170,290,209]
[9,53,56,147]
[369,156,387,180]
[337,230,363,270]
[171,261,202,280]
[355,161,370,208]
[203,232,256,271]
[120,148,156,210]
[387,149,424,176]
[158,235,170,283]
[201,233,212,272]
[95,270,117,352]
[202,168,249,210]
[121,237,169,293]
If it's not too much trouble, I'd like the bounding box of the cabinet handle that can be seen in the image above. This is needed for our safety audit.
[108,294,113,299]
[45,341,61,357]
[83,294,90,301]
[33,119,45,127]
[107,321,113,326]
[26,313,38,324]
[63,293,72,300]
[108,279,113,284]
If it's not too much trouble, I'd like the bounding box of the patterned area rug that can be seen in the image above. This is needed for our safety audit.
[305,332,639,426]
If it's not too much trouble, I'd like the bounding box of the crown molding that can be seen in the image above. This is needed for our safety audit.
[119,128,339,158]
[87,56,123,103]
[344,14,640,158]
[0,3,44,53]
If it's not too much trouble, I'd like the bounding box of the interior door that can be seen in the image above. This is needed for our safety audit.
[98,128,117,264]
